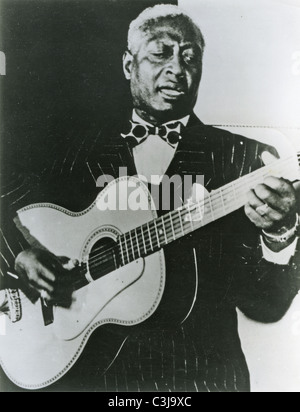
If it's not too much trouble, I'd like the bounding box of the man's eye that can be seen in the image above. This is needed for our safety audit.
[152,52,165,59]
[183,55,196,64]
[151,49,173,60]
[182,51,198,65]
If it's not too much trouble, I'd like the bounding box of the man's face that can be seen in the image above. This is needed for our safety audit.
[123,18,203,124]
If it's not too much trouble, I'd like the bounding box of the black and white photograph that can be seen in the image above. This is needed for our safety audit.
[0,0,300,394]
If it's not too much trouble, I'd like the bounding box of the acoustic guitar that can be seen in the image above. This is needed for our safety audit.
[0,152,299,389]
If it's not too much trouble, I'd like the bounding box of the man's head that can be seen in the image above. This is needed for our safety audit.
[123,4,205,125]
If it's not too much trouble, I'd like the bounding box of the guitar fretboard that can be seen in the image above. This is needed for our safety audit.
[117,153,299,266]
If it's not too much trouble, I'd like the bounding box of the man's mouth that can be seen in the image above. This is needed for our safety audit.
[158,87,185,99]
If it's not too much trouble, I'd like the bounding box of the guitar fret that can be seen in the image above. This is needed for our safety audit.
[169,214,176,241]
[135,228,141,258]
[187,203,194,231]
[113,153,300,269]
[178,209,185,236]
[141,226,147,255]
[129,230,136,261]
[231,181,247,210]
[124,234,130,264]
[154,220,160,248]
[197,202,203,223]
[119,237,126,266]
[147,222,153,251]
[208,193,215,221]
[161,217,168,244]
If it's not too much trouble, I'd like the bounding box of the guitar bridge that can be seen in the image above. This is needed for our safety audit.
[41,298,54,326]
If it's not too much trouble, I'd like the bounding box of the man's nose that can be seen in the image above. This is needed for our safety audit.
[166,53,184,78]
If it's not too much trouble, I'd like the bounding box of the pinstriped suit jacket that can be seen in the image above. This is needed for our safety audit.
[1,114,299,392]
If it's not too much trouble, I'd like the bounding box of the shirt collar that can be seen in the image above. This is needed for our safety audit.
[132,110,190,128]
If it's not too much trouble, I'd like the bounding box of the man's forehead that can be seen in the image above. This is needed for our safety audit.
[141,21,199,47]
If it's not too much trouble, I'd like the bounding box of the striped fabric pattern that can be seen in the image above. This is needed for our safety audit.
[0,114,299,392]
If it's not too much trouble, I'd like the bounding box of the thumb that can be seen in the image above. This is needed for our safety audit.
[62,259,79,271]
[261,151,278,166]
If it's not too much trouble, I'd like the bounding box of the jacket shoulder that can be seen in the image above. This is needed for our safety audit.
[201,124,278,177]
[203,124,278,156]
[185,121,278,186]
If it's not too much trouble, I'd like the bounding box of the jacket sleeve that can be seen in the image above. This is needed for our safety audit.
[0,171,41,290]
[227,208,300,323]
[221,134,300,323]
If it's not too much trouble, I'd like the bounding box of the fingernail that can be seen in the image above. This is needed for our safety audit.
[72,259,79,267]
[63,259,79,270]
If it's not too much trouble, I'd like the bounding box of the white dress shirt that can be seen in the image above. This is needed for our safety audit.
[131,110,298,265]
[132,111,190,185]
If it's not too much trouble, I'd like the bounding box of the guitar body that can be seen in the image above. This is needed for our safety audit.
[0,177,166,390]
[1,154,298,390]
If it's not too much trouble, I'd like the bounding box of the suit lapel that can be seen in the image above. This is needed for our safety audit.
[165,114,211,181]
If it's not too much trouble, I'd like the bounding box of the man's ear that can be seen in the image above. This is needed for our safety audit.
[123,51,133,80]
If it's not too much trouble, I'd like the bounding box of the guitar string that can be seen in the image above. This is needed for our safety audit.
[87,156,296,270]
[19,167,282,303]
[87,156,295,269]
[17,154,298,303]
[86,159,296,268]
[88,188,270,271]
[88,195,242,271]
[17,155,298,304]
[89,153,296,263]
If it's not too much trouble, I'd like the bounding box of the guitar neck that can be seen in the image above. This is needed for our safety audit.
[117,153,299,266]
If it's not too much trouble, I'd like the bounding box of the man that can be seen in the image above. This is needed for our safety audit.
[0,4,299,392]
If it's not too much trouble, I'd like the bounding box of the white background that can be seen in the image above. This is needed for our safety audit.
[180,0,300,392]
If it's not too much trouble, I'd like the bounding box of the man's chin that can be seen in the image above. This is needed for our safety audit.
[151,104,190,122]
[136,100,192,124]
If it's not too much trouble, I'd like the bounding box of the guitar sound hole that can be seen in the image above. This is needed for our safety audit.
[88,237,120,281]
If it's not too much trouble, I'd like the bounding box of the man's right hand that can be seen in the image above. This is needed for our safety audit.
[15,248,77,307]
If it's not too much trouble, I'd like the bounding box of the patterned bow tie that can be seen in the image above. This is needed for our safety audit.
[121,121,184,147]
